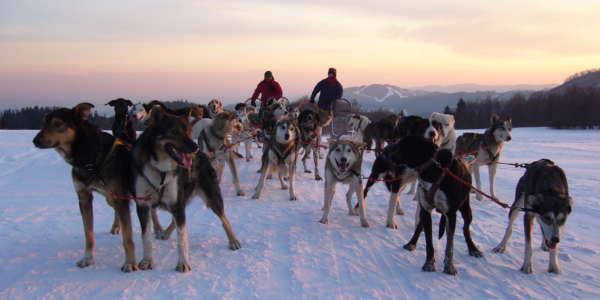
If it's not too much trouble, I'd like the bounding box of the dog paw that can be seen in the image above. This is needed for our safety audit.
[229,239,242,251]
[154,230,171,240]
[348,209,359,216]
[492,244,506,254]
[76,256,95,268]
[469,249,484,258]
[110,226,121,235]
[422,261,436,272]
[520,264,533,274]
[175,262,191,273]
[237,191,246,197]
[319,218,329,225]
[290,195,298,201]
[315,175,322,181]
[281,184,288,190]
[443,264,457,275]
[252,194,260,200]
[138,258,154,270]
[386,222,398,230]
[403,243,416,251]
[266,174,273,180]
[475,194,483,201]
[304,170,312,174]
[396,208,405,216]
[548,265,561,274]
[360,220,371,228]
[121,262,138,273]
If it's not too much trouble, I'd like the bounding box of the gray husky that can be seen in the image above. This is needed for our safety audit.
[492,159,572,274]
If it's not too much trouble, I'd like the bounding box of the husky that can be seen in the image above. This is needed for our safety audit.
[399,137,483,275]
[132,107,241,272]
[455,114,512,201]
[106,98,136,144]
[134,100,206,126]
[492,159,572,274]
[363,114,400,156]
[234,102,258,162]
[208,98,224,119]
[195,111,246,196]
[319,139,370,227]
[297,109,323,180]
[348,114,371,143]
[252,117,299,201]
[33,103,138,272]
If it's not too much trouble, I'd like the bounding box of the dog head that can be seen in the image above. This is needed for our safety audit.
[430,112,455,140]
[526,193,572,250]
[490,114,512,143]
[33,103,94,150]
[269,101,289,120]
[106,98,133,117]
[397,115,439,143]
[214,111,243,134]
[316,108,333,128]
[187,106,205,123]
[143,107,197,168]
[274,118,298,144]
[298,109,318,131]
[130,102,148,121]
[208,98,223,116]
[327,140,361,174]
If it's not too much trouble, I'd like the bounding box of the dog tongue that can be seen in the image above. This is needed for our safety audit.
[183,154,193,168]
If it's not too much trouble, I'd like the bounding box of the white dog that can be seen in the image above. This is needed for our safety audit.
[347,114,371,144]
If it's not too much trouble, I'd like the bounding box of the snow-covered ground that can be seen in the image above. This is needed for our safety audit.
[1,128,599,299]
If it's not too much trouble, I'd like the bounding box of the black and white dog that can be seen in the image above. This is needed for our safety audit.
[252,117,299,201]
[455,114,512,201]
[492,159,572,274]
[106,98,136,145]
[132,107,241,272]
[396,137,483,275]
[319,138,369,228]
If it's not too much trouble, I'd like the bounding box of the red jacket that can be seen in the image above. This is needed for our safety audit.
[251,79,283,104]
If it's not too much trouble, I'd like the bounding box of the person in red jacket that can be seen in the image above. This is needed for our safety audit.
[250,71,283,107]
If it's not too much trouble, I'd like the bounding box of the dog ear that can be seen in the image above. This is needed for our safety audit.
[72,102,95,121]
[106,99,116,107]
[490,113,500,124]
[125,99,133,107]
[146,106,165,127]
[505,117,513,129]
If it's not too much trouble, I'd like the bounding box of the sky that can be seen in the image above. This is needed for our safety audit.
[1,0,599,109]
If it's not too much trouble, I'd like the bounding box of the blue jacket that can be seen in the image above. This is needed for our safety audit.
[310,78,343,110]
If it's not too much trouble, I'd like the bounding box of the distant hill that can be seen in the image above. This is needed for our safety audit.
[550,68,600,95]
[343,84,540,116]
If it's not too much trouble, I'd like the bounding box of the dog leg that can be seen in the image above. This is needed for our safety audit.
[278,167,288,190]
[151,208,164,236]
[520,213,535,274]
[407,182,417,195]
[355,180,370,228]
[493,197,522,253]
[217,162,225,184]
[302,147,311,173]
[228,154,246,196]
[252,165,269,200]
[313,146,322,181]
[548,245,561,274]
[320,180,336,224]
[173,203,191,272]
[316,127,324,159]
[443,213,458,275]
[110,209,121,235]
[403,205,423,251]
[472,164,483,201]
[488,163,497,199]
[156,218,176,241]
[345,182,358,216]
[460,200,483,257]
[136,204,154,270]
[421,206,436,272]
[289,157,298,200]
[245,140,253,162]
[386,192,399,229]
[115,197,138,272]
[76,189,95,268]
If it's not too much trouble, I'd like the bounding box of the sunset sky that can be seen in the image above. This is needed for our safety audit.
[1,0,599,108]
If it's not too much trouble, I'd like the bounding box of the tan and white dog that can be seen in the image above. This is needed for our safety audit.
[320,138,370,227]
[430,112,456,153]
[208,98,224,119]
[196,111,246,196]
[252,117,299,201]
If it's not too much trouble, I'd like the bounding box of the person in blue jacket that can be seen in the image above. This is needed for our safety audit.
[310,68,343,111]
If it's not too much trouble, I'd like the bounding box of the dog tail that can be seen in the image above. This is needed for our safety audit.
[439,215,446,239]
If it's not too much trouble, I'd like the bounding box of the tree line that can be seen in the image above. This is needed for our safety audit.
[445,86,600,129]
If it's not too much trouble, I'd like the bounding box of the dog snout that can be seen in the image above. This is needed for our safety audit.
[340,157,347,163]
[428,131,436,138]
[284,133,290,140]
[506,136,512,142]
[551,236,560,244]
